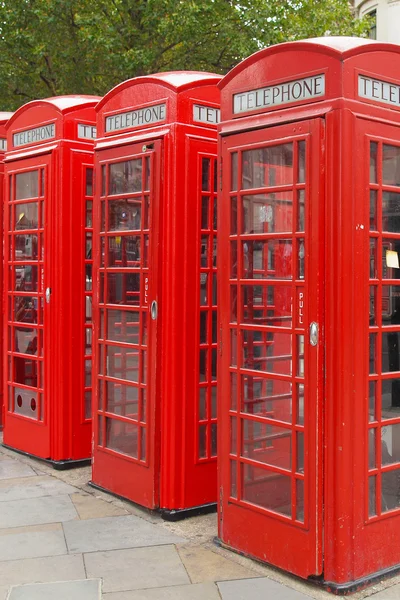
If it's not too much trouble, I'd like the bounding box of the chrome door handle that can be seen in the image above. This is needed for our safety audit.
[309,322,318,346]
[150,300,158,320]
[45,287,51,304]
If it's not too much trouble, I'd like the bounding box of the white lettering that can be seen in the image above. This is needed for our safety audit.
[13,123,55,147]
[193,104,220,124]
[105,103,167,132]
[358,74,400,108]
[233,74,325,114]
[78,124,97,140]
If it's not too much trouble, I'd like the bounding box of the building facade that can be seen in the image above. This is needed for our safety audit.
[355,0,400,43]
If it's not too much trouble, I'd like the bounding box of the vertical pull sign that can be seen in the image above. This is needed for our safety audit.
[45,287,51,304]
[150,300,158,320]
[309,322,318,346]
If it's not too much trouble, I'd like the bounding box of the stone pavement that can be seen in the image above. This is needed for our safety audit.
[0,440,399,599]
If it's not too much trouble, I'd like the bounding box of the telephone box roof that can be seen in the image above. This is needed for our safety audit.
[6,95,101,129]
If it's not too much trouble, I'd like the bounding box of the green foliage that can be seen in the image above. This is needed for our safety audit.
[0,0,371,110]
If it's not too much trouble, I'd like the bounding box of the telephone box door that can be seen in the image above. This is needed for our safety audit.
[92,141,161,509]
[5,156,50,456]
[219,119,324,578]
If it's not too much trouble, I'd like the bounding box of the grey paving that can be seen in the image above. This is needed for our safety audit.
[0,528,67,561]
[103,582,221,599]
[218,577,313,599]
[0,459,36,480]
[0,495,78,528]
[0,476,78,502]
[63,514,184,553]
[0,554,85,587]
[84,545,190,593]
[370,582,400,598]
[0,587,9,600]
[7,578,102,600]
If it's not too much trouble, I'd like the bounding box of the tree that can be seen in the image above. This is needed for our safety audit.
[0,0,371,111]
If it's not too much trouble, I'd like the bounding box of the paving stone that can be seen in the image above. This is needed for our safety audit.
[0,587,9,600]
[218,577,313,599]
[84,545,190,593]
[177,545,261,583]
[63,514,184,553]
[0,523,67,561]
[0,459,36,480]
[369,582,400,599]
[7,578,102,600]
[70,492,128,519]
[102,582,221,599]
[0,495,78,529]
[0,475,78,502]
[0,554,85,587]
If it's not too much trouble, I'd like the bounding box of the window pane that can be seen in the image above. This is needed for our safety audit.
[15,203,38,230]
[109,160,142,194]
[242,285,292,328]
[105,417,138,458]
[242,464,291,517]
[382,469,400,512]
[382,424,400,465]
[242,144,293,189]
[382,144,400,187]
[15,171,38,200]
[242,239,293,279]
[242,330,292,376]
[382,379,400,419]
[242,193,293,234]
[108,200,141,231]
[383,192,400,233]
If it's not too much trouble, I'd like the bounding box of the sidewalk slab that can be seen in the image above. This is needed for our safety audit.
[217,577,313,599]
[63,514,184,553]
[0,587,9,600]
[370,582,400,598]
[0,524,67,561]
[0,554,85,587]
[84,545,190,593]
[0,459,36,480]
[177,545,261,583]
[0,476,77,502]
[103,582,221,599]
[0,495,78,529]
[70,492,128,519]
[7,578,102,600]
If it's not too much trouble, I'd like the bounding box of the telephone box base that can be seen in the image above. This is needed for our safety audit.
[160,502,217,522]
[1,443,91,470]
[214,538,400,595]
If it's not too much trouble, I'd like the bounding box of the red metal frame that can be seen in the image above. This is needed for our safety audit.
[91,73,221,512]
[3,96,99,464]
[218,37,400,589]
[0,112,13,431]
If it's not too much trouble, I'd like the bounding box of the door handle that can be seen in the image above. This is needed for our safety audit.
[150,300,158,320]
[45,287,51,304]
[309,322,318,346]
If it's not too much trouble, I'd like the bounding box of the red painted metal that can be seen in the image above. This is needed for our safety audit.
[91,72,221,512]
[3,96,100,464]
[0,112,13,431]
[218,37,400,589]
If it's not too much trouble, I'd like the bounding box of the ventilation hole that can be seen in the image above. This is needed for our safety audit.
[30,398,36,412]
[16,394,22,407]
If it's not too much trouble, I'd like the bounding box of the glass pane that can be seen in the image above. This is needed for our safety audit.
[369,476,376,517]
[298,141,306,183]
[230,197,237,235]
[107,309,140,344]
[242,239,293,279]
[242,193,293,234]
[105,417,138,458]
[370,238,377,279]
[86,168,93,196]
[242,421,291,470]
[242,375,292,423]
[199,424,207,458]
[297,190,305,232]
[231,461,237,498]
[298,239,305,280]
[211,423,217,456]
[242,285,292,327]
[370,141,378,184]
[242,144,293,189]
[297,335,305,377]
[109,160,142,195]
[106,381,139,417]
[106,345,140,382]
[108,237,141,268]
[231,152,238,191]
[242,330,292,375]
[369,428,375,468]
[101,165,106,197]
[14,265,38,292]
[382,286,400,324]
[14,328,38,355]
[382,332,400,373]
[370,190,377,231]
[202,158,210,191]
[242,464,291,516]
[14,357,37,386]
[15,171,38,200]
[382,469,400,512]
[296,479,304,521]
[201,196,209,229]
[382,144,400,187]
[231,372,237,410]
[108,200,142,231]
[382,379,400,419]
[383,240,400,279]
[369,381,376,421]
[370,286,377,325]
[13,388,38,419]
[107,273,141,306]
[14,297,37,324]
[297,383,304,425]
[383,192,400,233]
[370,333,376,374]
[297,431,304,472]
[15,203,38,230]
[199,387,207,420]
[140,427,146,461]
[382,424,400,465]
[14,234,38,260]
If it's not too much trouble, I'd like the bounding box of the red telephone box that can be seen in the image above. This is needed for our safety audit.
[0,112,13,431]
[3,96,100,467]
[91,72,221,517]
[218,37,400,592]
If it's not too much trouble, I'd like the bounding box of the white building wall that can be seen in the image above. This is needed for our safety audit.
[355,0,400,44]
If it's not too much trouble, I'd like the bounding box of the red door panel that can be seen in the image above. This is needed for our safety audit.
[218,119,324,578]
[92,141,162,509]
